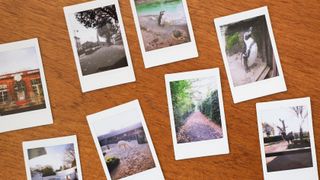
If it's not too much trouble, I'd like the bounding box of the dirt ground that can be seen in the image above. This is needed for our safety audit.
[177,111,223,143]
[227,53,267,87]
[103,140,155,179]
[139,15,191,51]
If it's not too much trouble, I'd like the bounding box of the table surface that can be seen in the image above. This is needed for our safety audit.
[0,0,319,179]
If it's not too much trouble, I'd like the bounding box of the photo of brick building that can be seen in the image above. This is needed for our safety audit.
[0,69,46,116]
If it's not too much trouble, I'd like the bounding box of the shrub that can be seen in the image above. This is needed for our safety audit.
[226,32,240,52]
[41,166,56,177]
[106,157,120,172]
[199,90,221,125]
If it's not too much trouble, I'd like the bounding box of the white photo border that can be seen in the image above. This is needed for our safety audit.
[130,0,198,68]
[0,38,53,133]
[23,135,83,180]
[214,6,287,103]
[64,0,136,93]
[256,97,318,180]
[87,99,164,180]
[165,68,229,160]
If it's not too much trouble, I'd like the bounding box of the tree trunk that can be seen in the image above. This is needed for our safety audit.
[106,33,111,46]
[299,127,303,140]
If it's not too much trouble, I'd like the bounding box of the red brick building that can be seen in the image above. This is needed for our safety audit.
[0,69,46,116]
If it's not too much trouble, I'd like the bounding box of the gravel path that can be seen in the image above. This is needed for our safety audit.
[177,111,223,143]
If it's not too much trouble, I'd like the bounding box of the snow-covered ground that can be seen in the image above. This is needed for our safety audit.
[31,167,78,180]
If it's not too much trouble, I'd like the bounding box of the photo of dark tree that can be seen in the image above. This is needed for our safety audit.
[261,105,313,172]
[170,77,223,144]
[71,5,128,76]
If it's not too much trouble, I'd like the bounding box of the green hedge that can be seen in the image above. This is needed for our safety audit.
[199,90,221,125]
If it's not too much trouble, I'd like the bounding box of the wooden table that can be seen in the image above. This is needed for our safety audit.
[0,0,319,179]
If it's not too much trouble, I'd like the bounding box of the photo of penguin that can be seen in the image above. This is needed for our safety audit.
[219,15,278,87]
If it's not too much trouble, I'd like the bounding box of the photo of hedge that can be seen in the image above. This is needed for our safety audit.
[170,76,223,143]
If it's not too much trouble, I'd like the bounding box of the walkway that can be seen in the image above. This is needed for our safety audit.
[177,111,223,143]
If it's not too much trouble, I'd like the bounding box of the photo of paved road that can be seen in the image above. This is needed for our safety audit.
[261,105,314,172]
[70,4,129,76]
[79,45,127,76]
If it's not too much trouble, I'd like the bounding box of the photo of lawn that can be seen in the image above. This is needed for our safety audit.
[220,15,278,87]
[70,4,128,76]
[28,143,79,180]
[261,105,313,172]
[135,0,191,51]
[170,76,223,144]
[95,113,156,179]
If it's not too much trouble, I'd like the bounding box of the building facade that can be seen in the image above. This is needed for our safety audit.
[0,69,46,116]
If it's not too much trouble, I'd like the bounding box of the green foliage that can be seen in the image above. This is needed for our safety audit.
[199,90,221,125]
[41,166,56,177]
[106,157,120,172]
[170,80,195,129]
[226,32,240,51]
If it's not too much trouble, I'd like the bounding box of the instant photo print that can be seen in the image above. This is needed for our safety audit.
[130,0,198,68]
[64,0,135,92]
[23,135,83,180]
[214,6,286,103]
[165,68,229,160]
[0,38,53,133]
[256,97,318,180]
[87,100,164,180]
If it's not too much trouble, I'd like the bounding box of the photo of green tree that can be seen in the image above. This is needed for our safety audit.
[169,76,223,144]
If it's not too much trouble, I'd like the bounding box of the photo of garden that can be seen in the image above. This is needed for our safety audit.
[170,76,223,144]
[97,121,155,179]
[261,105,313,172]
[134,0,191,51]
[220,15,278,87]
[71,5,128,76]
[28,143,79,180]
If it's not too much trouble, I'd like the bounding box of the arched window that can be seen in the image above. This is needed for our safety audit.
[14,80,26,101]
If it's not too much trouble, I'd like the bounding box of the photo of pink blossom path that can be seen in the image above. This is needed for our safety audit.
[177,111,223,143]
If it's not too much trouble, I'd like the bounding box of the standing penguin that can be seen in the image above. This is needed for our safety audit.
[242,26,258,72]
[158,11,165,27]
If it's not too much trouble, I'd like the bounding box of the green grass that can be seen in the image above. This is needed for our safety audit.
[226,32,240,51]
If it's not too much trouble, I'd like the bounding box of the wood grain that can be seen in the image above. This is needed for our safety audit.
[0,0,319,179]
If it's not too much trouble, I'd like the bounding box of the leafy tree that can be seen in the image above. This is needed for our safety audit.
[75,5,119,45]
[41,165,56,177]
[170,80,195,129]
